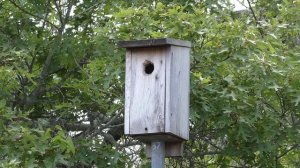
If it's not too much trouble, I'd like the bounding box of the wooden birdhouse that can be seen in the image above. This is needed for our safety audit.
[119,38,191,156]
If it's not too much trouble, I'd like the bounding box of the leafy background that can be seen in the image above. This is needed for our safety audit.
[0,0,300,167]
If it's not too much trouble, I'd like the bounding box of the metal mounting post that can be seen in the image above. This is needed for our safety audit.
[151,141,165,168]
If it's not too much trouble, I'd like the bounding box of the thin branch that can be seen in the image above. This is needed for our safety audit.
[46,53,91,93]
[102,110,123,129]
[261,99,279,113]
[191,49,232,70]
[200,137,223,151]
[8,0,59,30]
[28,53,36,73]
[246,0,258,24]
[237,0,248,9]
[44,1,74,71]
[63,0,74,27]
[117,141,142,149]
[73,1,104,19]
[53,0,64,26]
[26,1,75,106]
[195,151,223,157]
[277,144,299,159]
[99,132,117,145]
[41,0,51,29]
[108,123,124,128]
[246,0,264,36]
[47,67,66,76]
[65,123,90,131]
[275,90,285,116]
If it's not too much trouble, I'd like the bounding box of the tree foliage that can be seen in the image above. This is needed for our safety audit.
[0,0,300,167]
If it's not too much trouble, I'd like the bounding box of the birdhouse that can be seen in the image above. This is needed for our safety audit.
[119,38,191,156]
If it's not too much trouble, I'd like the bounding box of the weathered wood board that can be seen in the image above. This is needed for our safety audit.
[165,45,190,140]
[126,47,166,135]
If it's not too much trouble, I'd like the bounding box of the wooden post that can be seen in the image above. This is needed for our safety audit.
[151,141,165,168]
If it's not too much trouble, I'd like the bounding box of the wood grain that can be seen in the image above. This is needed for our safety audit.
[124,49,131,134]
[124,40,190,142]
[165,46,190,140]
[127,47,167,135]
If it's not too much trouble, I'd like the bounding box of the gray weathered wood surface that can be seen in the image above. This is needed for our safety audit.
[124,50,131,134]
[123,39,190,142]
[151,141,165,168]
[146,142,184,158]
[165,45,190,140]
[126,47,166,135]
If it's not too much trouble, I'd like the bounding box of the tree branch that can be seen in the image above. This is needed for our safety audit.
[246,0,258,24]
[199,137,223,151]
[246,0,264,36]
[53,0,64,26]
[102,110,123,129]
[277,144,299,159]
[23,1,76,107]
[261,99,279,114]
[65,123,90,131]
[8,0,59,29]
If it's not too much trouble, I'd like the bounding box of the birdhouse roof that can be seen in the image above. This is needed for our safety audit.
[118,38,191,48]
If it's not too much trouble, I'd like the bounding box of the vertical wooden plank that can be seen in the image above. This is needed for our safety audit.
[165,46,190,140]
[124,49,131,135]
[164,47,171,136]
[129,47,166,135]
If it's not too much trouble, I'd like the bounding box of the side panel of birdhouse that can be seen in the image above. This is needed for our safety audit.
[124,50,131,135]
[127,47,167,135]
[165,46,190,140]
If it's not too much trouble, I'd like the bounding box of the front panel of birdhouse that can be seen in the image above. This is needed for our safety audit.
[122,38,191,142]
[125,47,167,135]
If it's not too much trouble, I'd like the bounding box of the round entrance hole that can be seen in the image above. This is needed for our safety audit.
[143,60,154,74]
